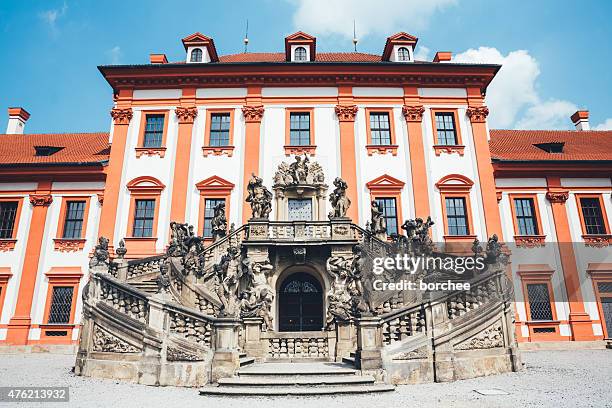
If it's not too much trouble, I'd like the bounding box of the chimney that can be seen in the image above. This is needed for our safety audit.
[433,51,452,63]
[571,110,590,131]
[149,53,168,64]
[6,107,30,134]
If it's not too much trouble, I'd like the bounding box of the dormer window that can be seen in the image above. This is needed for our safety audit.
[34,146,64,156]
[294,47,307,62]
[397,47,410,61]
[190,48,203,62]
[534,142,565,153]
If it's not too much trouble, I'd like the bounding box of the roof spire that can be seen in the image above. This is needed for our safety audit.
[243,19,249,53]
[352,20,358,51]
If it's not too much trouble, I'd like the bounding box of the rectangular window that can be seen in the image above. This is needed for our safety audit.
[288,198,313,221]
[289,112,311,146]
[62,201,86,239]
[203,198,225,238]
[132,199,155,238]
[526,283,553,321]
[0,201,18,239]
[445,197,469,236]
[514,198,539,235]
[209,113,231,146]
[143,114,165,148]
[580,197,607,234]
[369,112,392,145]
[375,197,398,235]
[47,286,74,324]
[435,112,458,145]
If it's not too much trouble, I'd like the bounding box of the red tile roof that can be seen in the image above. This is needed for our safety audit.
[489,129,612,161]
[218,52,381,63]
[0,132,109,166]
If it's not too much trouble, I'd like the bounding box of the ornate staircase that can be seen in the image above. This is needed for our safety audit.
[75,217,521,389]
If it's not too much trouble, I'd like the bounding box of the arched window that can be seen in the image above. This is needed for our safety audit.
[294,46,307,62]
[397,47,410,61]
[190,48,203,62]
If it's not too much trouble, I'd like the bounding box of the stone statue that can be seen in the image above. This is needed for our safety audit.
[289,154,309,183]
[273,154,326,187]
[156,262,171,294]
[246,174,272,219]
[167,221,190,257]
[370,200,387,237]
[240,256,275,330]
[210,202,228,242]
[329,177,351,218]
[485,234,508,265]
[115,239,127,259]
[89,237,110,268]
[167,222,206,277]
[398,216,435,255]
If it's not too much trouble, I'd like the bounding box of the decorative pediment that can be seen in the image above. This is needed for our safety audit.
[126,176,166,194]
[366,174,405,192]
[435,174,474,192]
[196,175,235,194]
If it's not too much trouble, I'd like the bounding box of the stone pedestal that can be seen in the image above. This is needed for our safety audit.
[243,318,265,359]
[355,316,383,369]
[335,320,355,361]
[330,217,353,240]
[247,219,269,241]
[212,318,241,383]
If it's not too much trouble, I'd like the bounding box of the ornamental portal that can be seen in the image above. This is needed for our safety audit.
[75,154,521,390]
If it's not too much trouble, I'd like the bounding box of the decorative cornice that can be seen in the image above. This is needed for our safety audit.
[202,146,235,157]
[582,234,611,248]
[53,238,86,252]
[466,105,489,123]
[335,104,358,122]
[514,235,546,249]
[175,106,198,124]
[0,239,17,252]
[545,191,569,204]
[29,194,53,207]
[283,145,316,157]
[402,105,425,122]
[366,145,398,156]
[135,147,167,158]
[433,145,465,156]
[110,107,133,125]
[242,105,265,123]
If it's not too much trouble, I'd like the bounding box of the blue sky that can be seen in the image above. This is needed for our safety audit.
[1,0,611,133]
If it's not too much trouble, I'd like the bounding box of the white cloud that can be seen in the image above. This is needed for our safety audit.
[290,0,457,39]
[594,119,612,130]
[413,46,430,61]
[39,1,68,33]
[454,47,544,129]
[106,46,122,65]
[515,99,577,130]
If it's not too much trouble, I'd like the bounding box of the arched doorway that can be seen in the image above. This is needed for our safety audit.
[278,272,324,332]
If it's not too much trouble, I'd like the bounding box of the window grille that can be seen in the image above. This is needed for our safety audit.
[526,283,553,320]
[132,199,155,238]
[47,286,74,324]
[294,47,307,61]
[190,48,203,62]
[580,198,606,234]
[0,201,18,239]
[397,47,410,61]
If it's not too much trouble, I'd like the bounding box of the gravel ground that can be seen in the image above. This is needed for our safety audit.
[0,350,610,408]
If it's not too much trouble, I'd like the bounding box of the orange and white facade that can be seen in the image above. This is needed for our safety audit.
[0,31,610,347]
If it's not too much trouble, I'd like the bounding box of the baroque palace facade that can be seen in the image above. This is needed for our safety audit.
[0,31,611,387]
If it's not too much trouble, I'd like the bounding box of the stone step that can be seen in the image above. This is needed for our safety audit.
[342,356,356,366]
[199,384,395,396]
[239,356,255,367]
[238,363,357,377]
[218,374,375,387]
